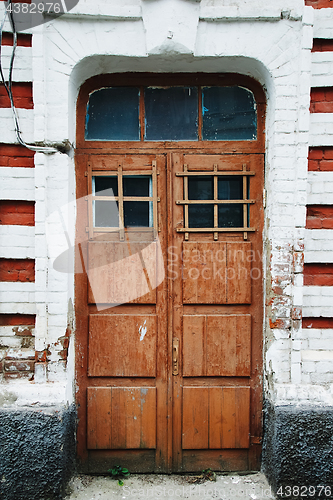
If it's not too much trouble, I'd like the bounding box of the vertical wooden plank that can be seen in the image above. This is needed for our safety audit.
[183,315,206,376]
[152,160,158,237]
[235,388,250,448]
[140,387,157,449]
[236,315,251,376]
[87,159,93,240]
[182,388,209,449]
[87,387,112,450]
[226,242,251,304]
[111,387,127,449]
[118,165,124,241]
[243,164,248,240]
[221,387,237,448]
[184,164,189,240]
[209,387,222,449]
[183,242,227,304]
[206,315,236,376]
[214,164,218,241]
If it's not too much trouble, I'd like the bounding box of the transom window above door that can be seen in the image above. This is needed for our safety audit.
[85,85,257,142]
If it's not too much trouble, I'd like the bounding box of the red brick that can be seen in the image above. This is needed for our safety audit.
[0,82,33,109]
[308,147,324,160]
[4,360,35,372]
[0,201,35,226]
[307,205,333,229]
[313,102,333,113]
[305,0,333,8]
[303,317,333,328]
[311,88,326,102]
[1,32,32,47]
[319,159,333,171]
[304,263,333,286]
[323,148,333,159]
[0,314,35,326]
[0,144,34,168]
[308,159,320,171]
[0,259,35,282]
[269,318,291,329]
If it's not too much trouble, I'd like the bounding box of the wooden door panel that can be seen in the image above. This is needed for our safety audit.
[183,314,251,377]
[87,387,157,450]
[182,242,227,304]
[182,242,251,304]
[88,241,157,304]
[182,387,209,449]
[182,387,250,450]
[226,243,252,304]
[88,314,157,377]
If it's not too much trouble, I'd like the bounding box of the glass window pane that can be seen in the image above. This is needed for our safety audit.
[202,86,257,141]
[218,205,243,228]
[188,176,213,200]
[145,87,198,141]
[93,176,118,197]
[94,200,119,227]
[218,177,242,200]
[85,87,140,141]
[123,176,151,197]
[124,201,152,227]
[188,205,214,228]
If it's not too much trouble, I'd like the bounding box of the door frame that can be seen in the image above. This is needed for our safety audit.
[75,73,266,473]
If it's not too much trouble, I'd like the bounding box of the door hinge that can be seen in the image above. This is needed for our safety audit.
[172,338,179,376]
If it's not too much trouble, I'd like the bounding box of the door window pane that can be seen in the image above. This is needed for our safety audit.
[124,202,152,227]
[202,87,257,140]
[85,87,140,141]
[188,176,213,200]
[93,176,118,197]
[218,177,242,200]
[123,176,150,197]
[145,87,198,141]
[189,205,214,228]
[94,200,119,227]
[218,205,243,228]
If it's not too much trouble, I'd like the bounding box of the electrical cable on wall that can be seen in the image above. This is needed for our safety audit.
[0,0,58,154]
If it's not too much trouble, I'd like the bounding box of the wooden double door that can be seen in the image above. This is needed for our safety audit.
[75,150,264,473]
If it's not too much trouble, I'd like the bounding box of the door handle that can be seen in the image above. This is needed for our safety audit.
[172,338,179,376]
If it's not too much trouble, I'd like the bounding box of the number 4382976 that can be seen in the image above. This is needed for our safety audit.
[277,485,332,497]
[5,3,62,14]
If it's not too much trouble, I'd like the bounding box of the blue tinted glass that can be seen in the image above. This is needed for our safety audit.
[123,176,151,197]
[85,87,140,141]
[188,176,213,200]
[124,202,151,227]
[218,205,243,228]
[93,176,118,197]
[218,177,242,200]
[188,205,214,228]
[202,87,257,141]
[145,87,198,141]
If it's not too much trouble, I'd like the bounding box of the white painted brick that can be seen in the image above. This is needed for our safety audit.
[0,167,35,201]
[1,46,32,81]
[0,326,35,337]
[305,229,333,263]
[0,109,34,144]
[307,172,333,205]
[0,226,35,259]
[310,113,333,147]
[313,8,333,38]
[311,52,333,87]
[302,25,313,50]
[291,363,302,384]
[303,286,333,317]
[309,339,333,350]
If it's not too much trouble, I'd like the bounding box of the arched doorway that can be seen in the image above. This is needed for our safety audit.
[75,73,265,473]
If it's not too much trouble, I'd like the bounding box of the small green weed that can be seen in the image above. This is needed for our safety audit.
[108,465,130,486]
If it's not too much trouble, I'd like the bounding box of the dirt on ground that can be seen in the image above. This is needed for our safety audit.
[65,472,275,500]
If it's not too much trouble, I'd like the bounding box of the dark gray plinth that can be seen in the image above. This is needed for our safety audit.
[262,401,333,498]
[0,405,76,500]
